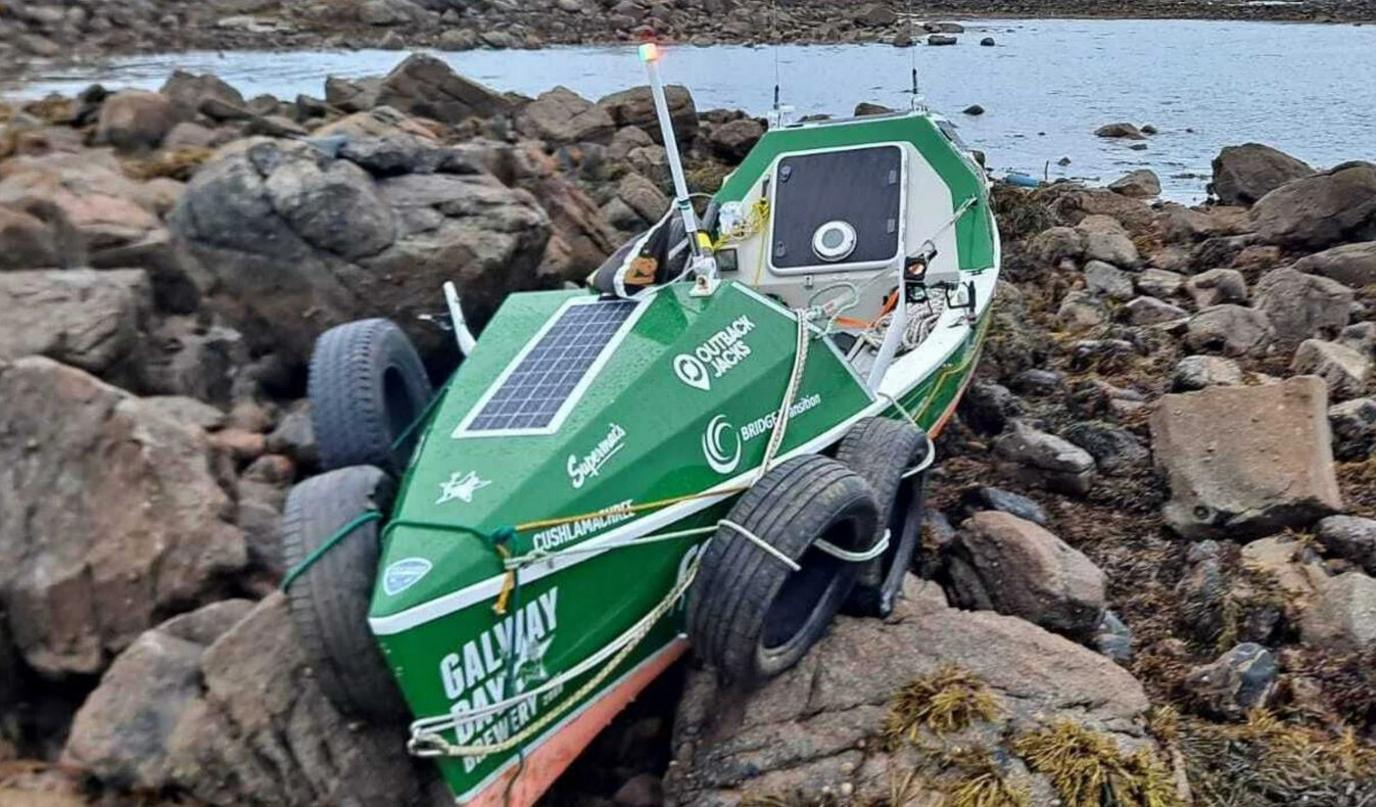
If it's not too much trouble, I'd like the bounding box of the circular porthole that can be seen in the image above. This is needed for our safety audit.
[812,220,858,262]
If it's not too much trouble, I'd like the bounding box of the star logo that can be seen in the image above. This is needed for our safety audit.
[436,471,491,505]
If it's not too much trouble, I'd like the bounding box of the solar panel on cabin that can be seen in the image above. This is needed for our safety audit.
[465,299,639,433]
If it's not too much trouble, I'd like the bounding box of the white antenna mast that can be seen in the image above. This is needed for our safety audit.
[638,44,720,297]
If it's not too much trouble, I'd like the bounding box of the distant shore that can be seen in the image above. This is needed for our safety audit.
[0,0,1371,73]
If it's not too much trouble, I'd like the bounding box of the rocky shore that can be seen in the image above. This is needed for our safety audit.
[0,0,1373,67]
[3,53,1376,806]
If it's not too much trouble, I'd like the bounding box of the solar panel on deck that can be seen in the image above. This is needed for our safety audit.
[461,299,640,434]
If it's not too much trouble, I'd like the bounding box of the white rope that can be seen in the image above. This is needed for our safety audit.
[718,519,802,572]
[873,392,937,480]
[815,529,891,563]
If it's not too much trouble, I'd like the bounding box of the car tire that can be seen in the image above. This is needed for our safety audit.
[687,455,879,687]
[836,417,931,618]
[281,465,407,723]
[309,318,433,474]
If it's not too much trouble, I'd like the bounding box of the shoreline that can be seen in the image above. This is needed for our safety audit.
[1,1,1371,73]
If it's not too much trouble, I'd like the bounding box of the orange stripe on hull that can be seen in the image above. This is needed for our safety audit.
[461,640,690,807]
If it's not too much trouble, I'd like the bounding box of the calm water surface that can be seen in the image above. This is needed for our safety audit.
[6,19,1375,201]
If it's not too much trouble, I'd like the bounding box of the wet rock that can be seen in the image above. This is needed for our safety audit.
[980,36,996,46]
[62,600,254,786]
[63,594,437,804]
[958,380,1022,435]
[169,137,551,363]
[1028,225,1083,265]
[359,0,426,25]
[1172,354,1243,391]
[516,86,615,145]
[666,578,1150,806]
[0,269,150,376]
[0,200,80,270]
[1210,143,1315,207]
[1291,339,1370,401]
[598,84,696,146]
[1125,296,1188,326]
[1299,572,1376,652]
[853,3,896,26]
[708,118,764,162]
[0,151,161,255]
[1048,186,1156,235]
[1061,421,1149,476]
[160,71,246,123]
[323,76,382,113]
[1109,169,1160,199]
[926,33,957,45]
[1077,215,1140,267]
[1150,376,1342,540]
[94,91,175,152]
[1009,368,1065,397]
[1176,542,1229,643]
[1328,397,1376,461]
[957,486,1048,526]
[1184,304,1274,357]
[1254,267,1353,345]
[375,53,512,124]
[1184,268,1247,309]
[947,510,1107,639]
[1095,122,1146,140]
[616,171,669,224]
[140,396,227,432]
[1291,241,1376,289]
[0,357,247,676]
[1316,516,1376,575]
[1057,290,1109,331]
[962,104,985,116]
[265,401,317,467]
[992,421,1096,496]
[1251,161,1376,249]
[139,318,246,404]
[1184,643,1278,719]
[1084,260,1134,300]
[1136,268,1185,299]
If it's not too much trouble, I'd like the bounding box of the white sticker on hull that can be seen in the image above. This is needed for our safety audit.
[436,471,491,505]
[673,315,757,391]
[702,415,742,474]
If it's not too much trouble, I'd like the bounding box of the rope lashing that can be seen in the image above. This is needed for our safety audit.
[815,529,891,564]
[718,519,802,572]
[281,510,382,591]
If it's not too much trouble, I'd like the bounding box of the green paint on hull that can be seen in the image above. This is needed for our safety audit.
[360,110,1002,803]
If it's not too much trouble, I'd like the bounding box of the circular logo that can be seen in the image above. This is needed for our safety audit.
[702,414,741,474]
[673,354,711,391]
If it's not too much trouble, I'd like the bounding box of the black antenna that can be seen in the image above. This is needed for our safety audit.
[771,0,781,118]
[908,0,919,107]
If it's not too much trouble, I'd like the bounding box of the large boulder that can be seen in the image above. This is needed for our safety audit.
[63,594,440,805]
[169,137,551,363]
[0,357,247,676]
[0,151,163,256]
[63,600,254,786]
[598,84,697,146]
[945,512,1107,639]
[1291,241,1376,288]
[160,70,247,122]
[0,201,77,269]
[1210,143,1315,206]
[1150,376,1342,540]
[516,86,615,145]
[666,580,1156,806]
[0,270,150,376]
[1253,267,1353,345]
[1184,304,1274,357]
[374,53,512,124]
[1291,338,1370,401]
[95,91,176,152]
[1251,161,1376,249]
